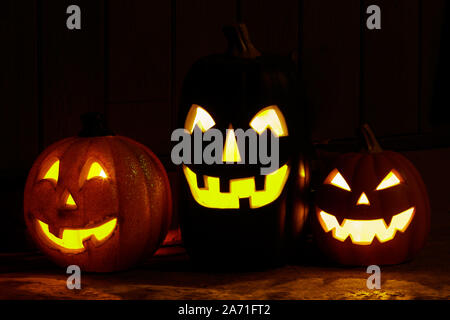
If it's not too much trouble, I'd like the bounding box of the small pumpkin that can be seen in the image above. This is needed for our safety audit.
[24,113,172,272]
[313,124,430,265]
[178,24,310,267]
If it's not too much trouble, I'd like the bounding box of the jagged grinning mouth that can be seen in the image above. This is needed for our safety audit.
[36,218,117,253]
[182,164,290,209]
[317,207,415,245]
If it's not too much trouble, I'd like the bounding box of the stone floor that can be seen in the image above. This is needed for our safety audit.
[0,209,449,300]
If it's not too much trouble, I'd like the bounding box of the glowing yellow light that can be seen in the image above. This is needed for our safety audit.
[183,164,290,209]
[223,127,242,163]
[376,170,401,190]
[184,104,215,133]
[299,162,306,178]
[65,193,77,208]
[326,169,351,191]
[318,207,414,245]
[37,218,117,252]
[357,192,370,205]
[87,162,107,180]
[42,160,59,182]
[249,105,288,137]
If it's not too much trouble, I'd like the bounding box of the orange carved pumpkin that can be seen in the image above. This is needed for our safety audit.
[313,125,430,265]
[24,113,172,272]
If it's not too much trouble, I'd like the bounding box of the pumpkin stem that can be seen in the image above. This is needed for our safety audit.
[223,24,261,59]
[78,112,114,137]
[361,123,383,153]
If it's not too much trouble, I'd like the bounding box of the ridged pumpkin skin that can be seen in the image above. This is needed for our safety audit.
[314,151,430,266]
[24,135,172,272]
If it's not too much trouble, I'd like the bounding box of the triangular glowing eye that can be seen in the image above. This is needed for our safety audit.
[42,160,59,182]
[376,170,401,190]
[327,169,351,191]
[87,162,107,180]
[184,105,215,133]
[249,105,288,137]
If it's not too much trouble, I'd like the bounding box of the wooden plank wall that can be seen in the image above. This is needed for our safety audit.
[300,0,361,140]
[361,0,420,137]
[0,1,39,250]
[1,0,448,251]
[107,1,171,157]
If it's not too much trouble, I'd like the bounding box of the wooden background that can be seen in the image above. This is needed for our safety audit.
[1,0,448,251]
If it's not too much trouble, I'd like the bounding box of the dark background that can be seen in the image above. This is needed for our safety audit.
[1,0,449,252]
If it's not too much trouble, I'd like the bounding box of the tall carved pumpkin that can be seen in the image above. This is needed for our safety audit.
[24,113,172,272]
[178,24,310,268]
[313,124,430,265]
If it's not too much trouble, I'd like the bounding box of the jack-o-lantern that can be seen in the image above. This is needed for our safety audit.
[178,24,310,268]
[313,124,430,265]
[24,113,172,272]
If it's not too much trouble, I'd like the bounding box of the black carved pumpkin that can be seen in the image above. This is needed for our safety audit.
[177,24,311,268]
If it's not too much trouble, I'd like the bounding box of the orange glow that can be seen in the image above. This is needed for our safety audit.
[183,164,290,209]
[326,169,351,191]
[318,207,415,245]
[37,218,117,253]
[249,105,288,137]
[42,160,59,182]
[87,162,107,180]
[299,162,306,178]
[357,192,370,205]
[223,126,242,163]
[184,104,215,133]
[376,170,401,190]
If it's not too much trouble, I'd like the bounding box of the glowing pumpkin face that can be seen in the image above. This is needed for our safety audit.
[313,126,430,265]
[24,115,172,272]
[35,158,117,253]
[182,104,290,209]
[178,24,310,267]
[318,166,416,245]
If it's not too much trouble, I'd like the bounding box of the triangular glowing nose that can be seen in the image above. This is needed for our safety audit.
[357,192,370,205]
[65,192,77,209]
[223,125,242,163]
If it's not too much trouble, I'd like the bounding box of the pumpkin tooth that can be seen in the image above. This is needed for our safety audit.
[84,237,97,250]
[219,177,230,193]
[334,214,346,226]
[196,173,205,188]
[238,197,251,210]
[383,216,393,228]
[254,175,266,191]
[48,224,62,238]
